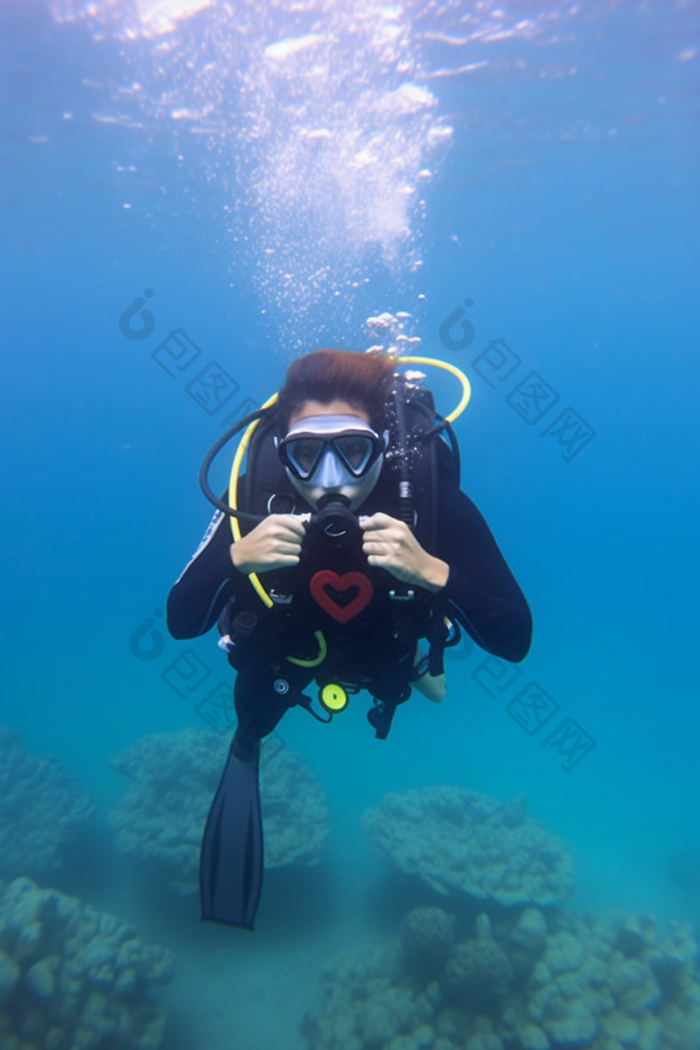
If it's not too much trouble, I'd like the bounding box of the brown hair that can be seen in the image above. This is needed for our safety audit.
[275,348,397,435]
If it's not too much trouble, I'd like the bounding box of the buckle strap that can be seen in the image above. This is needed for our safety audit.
[426,601,450,677]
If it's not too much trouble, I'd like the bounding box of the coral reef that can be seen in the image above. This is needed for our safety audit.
[362,786,574,906]
[0,877,174,1050]
[0,726,94,882]
[400,907,456,981]
[303,903,700,1050]
[444,914,512,1008]
[109,727,329,894]
[525,912,700,1050]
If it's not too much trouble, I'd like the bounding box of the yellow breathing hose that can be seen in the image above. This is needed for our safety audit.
[397,356,471,423]
[228,356,471,611]
[229,392,279,609]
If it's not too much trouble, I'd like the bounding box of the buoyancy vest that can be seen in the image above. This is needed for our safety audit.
[217,386,460,732]
[199,360,471,738]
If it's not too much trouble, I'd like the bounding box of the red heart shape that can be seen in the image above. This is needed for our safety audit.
[309,570,374,624]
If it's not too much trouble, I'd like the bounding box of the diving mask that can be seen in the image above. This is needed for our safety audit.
[277,414,388,511]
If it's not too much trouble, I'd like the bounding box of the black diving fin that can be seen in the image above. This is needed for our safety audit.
[199,741,263,930]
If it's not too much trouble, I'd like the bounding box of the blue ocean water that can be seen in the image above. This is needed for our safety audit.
[0,0,698,1046]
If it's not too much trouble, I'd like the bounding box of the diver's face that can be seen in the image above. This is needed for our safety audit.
[283,400,386,511]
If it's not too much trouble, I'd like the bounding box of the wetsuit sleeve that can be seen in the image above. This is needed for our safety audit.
[166,501,243,640]
[435,484,533,663]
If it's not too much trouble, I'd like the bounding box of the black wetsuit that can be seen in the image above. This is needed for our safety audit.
[167,467,532,751]
[169,454,533,928]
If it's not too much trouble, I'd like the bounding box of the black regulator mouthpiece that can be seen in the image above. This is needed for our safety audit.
[310,494,360,551]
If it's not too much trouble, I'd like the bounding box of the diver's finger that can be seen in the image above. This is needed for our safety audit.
[267,518,305,541]
[362,539,397,555]
[273,526,304,543]
[277,516,308,538]
[273,554,300,567]
[363,532,402,550]
[273,540,303,556]
[359,512,395,530]
[366,554,395,569]
[266,512,306,530]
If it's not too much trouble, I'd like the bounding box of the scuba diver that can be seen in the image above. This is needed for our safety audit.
[166,348,533,930]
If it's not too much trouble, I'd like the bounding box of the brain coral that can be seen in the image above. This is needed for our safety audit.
[444,914,512,1008]
[0,726,94,882]
[400,906,456,981]
[0,877,173,1050]
[109,727,329,894]
[362,786,574,905]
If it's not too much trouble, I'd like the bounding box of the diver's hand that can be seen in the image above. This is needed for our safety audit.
[359,512,449,592]
[230,514,307,575]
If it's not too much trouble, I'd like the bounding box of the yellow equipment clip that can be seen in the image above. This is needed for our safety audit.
[286,630,327,668]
